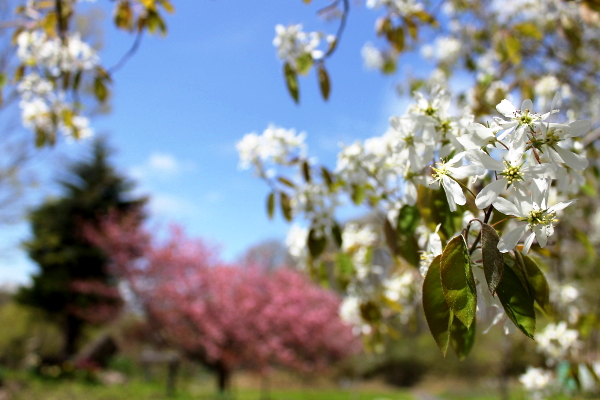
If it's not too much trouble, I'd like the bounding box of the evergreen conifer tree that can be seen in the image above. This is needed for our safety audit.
[17,138,145,359]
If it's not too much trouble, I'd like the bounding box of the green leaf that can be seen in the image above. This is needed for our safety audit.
[317,64,331,101]
[423,255,452,357]
[308,228,327,258]
[398,234,420,267]
[383,217,398,256]
[351,184,365,205]
[417,186,456,241]
[481,223,504,295]
[375,17,392,37]
[503,35,522,65]
[302,161,311,182]
[335,252,353,291]
[277,176,295,188]
[382,58,396,74]
[496,263,536,339]
[521,254,550,312]
[393,209,421,268]
[280,192,292,221]
[267,192,275,219]
[72,70,82,92]
[0,73,6,88]
[514,22,542,40]
[94,77,109,102]
[321,167,334,189]
[331,222,343,248]
[295,53,313,75]
[450,316,476,361]
[386,26,405,53]
[284,62,299,103]
[440,235,476,328]
[405,18,418,39]
[14,64,25,82]
[397,205,420,235]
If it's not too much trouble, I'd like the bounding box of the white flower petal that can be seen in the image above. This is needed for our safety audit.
[448,164,482,179]
[522,232,536,254]
[568,120,591,137]
[476,179,507,209]
[551,91,562,111]
[547,199,575,213]
[533,226,548,248]
[493,197,522,217]
[465,150,504,171]
[442,176,465,210]
[497,224,528,253]
[496,99,516,118]
[521,99,533,112]
[553,145,588,170]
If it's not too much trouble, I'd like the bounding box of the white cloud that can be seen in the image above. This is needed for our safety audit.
[149,193,198,218]
[129,152,196,181]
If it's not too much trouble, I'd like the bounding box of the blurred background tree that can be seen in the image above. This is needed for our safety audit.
[16,138,146,360]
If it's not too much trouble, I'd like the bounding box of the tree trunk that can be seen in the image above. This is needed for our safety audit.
[216,362,231,393]
[62,314,82,360]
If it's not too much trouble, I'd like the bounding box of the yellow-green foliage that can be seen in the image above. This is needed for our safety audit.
[0,299,62,366]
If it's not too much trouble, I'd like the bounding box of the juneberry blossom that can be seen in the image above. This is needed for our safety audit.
[493,179,574,253]
[429,152,483,212]
[466,147,555,209]
[366,0,423,16]
[273,24,329,66]
[519,367,554,400]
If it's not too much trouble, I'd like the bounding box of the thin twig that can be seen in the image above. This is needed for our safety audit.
[323,0,349,59]
[107,29,144,74]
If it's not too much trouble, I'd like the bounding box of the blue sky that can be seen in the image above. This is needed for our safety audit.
[0,0,419,284]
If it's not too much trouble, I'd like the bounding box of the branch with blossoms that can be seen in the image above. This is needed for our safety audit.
[276,0,600,129]
[6,0,174,146]
[238,86,591,359]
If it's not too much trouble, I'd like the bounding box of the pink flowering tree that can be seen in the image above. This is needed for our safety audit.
[86,216,359,393]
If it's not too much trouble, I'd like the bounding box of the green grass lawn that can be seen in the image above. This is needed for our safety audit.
[4,375,416,400]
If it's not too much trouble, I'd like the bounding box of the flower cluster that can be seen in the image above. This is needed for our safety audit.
[239,85,590,347]
[16,30,98,141]
[273,24,332,69]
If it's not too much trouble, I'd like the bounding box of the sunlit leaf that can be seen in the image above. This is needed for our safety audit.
[335,252,353,290]
[296,53,313,75]
[423,255,452,357]
[161,0,175,13]
[496,263,535,339]
[351,184,365,205]
[514,22,542,40]
[504,35,522,65]
[481,223,503,295]
[521,254,550,312]
[440,235,476,328]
